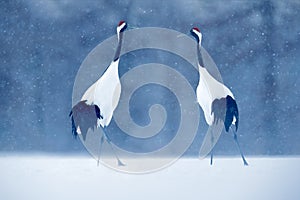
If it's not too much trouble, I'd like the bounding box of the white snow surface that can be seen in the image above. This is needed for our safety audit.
[0,155,299,200]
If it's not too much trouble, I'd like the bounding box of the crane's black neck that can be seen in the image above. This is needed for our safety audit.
[197,43,205,68]
[113,32,124,62]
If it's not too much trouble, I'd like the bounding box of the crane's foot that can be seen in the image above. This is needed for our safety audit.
[117,159,126,166]
[242,155,249,166]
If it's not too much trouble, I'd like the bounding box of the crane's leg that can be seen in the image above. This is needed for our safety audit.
[210,150,214,165]
[102,131,125,166]
[210,133,214,165]
[231,127,248,166]
[97,136,104,166]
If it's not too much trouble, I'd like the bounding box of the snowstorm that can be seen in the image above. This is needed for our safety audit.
[0,0,300,199]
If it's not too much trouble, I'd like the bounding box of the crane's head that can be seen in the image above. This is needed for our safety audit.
[190,27,202,45]
[117,20,127,33]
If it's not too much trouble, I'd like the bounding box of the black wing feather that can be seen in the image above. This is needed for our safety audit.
[69,100,102,141]
[225,95,239,132]
[211,95,239,132]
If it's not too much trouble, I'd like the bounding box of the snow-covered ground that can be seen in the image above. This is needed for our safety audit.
[0,155,299,200]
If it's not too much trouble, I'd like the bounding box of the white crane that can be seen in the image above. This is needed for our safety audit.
[69,21,128,166]
[190,27,248,165]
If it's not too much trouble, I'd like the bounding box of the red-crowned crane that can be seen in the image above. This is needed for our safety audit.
[69,21,127,166]
[190,27,248,165]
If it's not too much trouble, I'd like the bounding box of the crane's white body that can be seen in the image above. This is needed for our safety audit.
[70,20,127,166]
[79,22,125,129]
[191,28,236,126]
[81,60,121,128]
[192,27,247,165]
[196,64,234,126]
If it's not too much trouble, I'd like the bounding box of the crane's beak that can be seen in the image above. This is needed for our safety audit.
[126,24,138,30]
[177,33,188,38]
